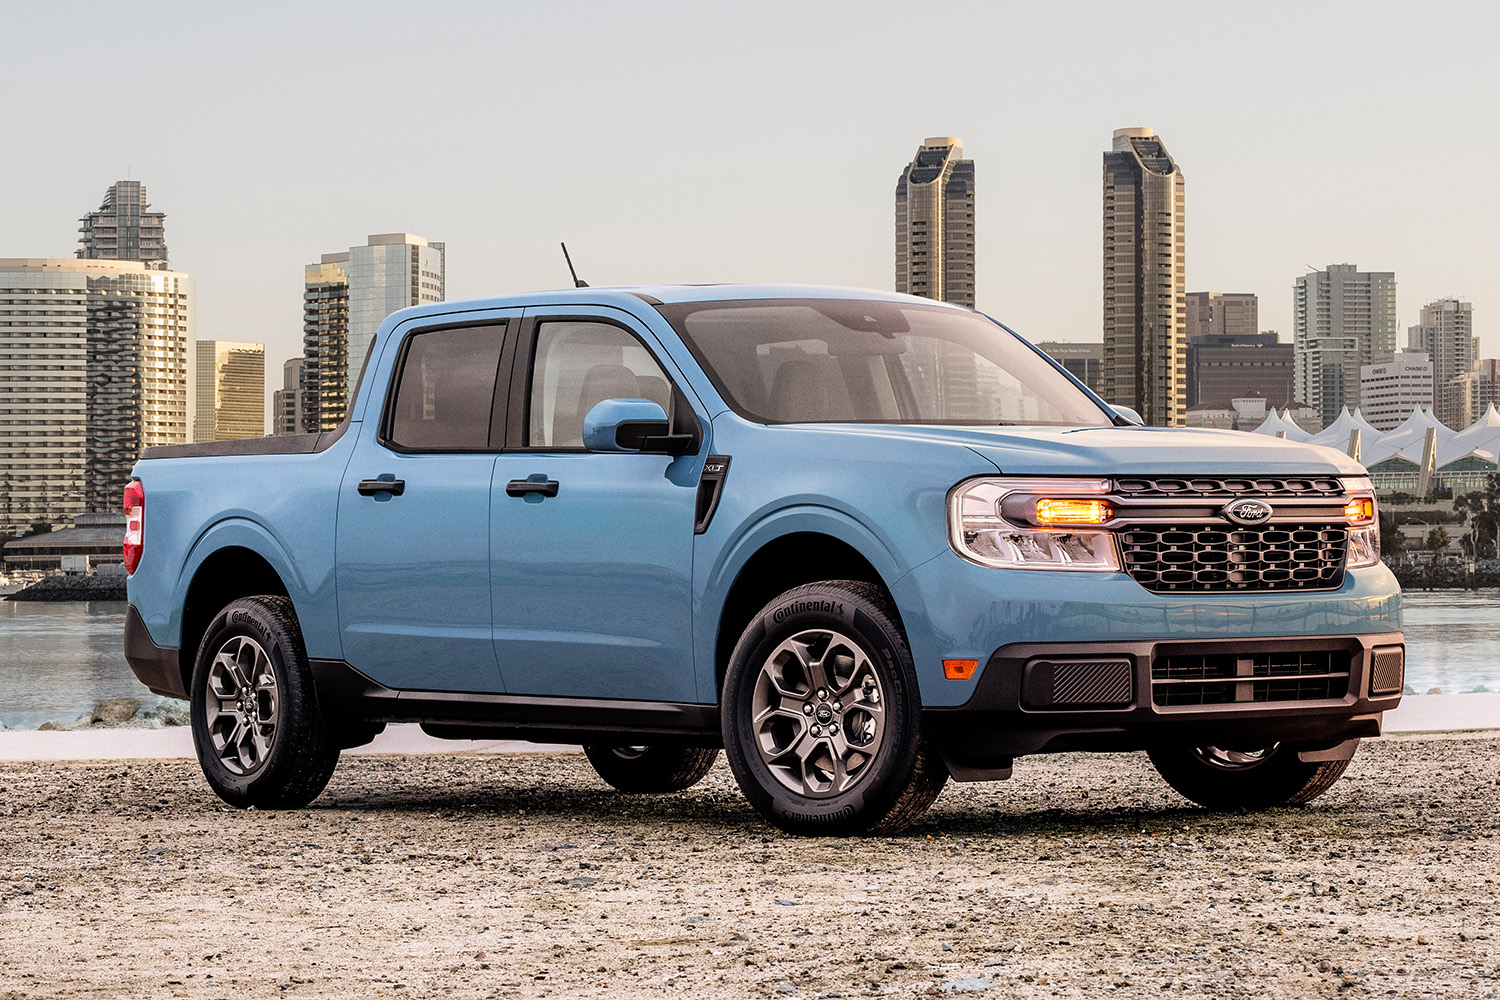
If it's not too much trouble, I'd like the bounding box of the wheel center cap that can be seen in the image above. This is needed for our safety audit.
[815,706,833,724]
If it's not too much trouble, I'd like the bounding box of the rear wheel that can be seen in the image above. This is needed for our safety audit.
[1148,743,1352,809]
[190,596,340,808]
[721,581,947,835]
[583,744,719,792]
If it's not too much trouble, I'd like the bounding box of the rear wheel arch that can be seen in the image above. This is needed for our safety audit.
[179,546,290,695]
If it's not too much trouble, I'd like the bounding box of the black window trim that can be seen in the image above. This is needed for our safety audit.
[505,313,702,455]
[377,318,515,455]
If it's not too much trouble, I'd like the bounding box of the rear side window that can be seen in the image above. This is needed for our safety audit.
[386,325,505,450]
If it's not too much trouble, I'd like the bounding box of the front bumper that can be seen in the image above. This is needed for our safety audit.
[924,631,1403,777]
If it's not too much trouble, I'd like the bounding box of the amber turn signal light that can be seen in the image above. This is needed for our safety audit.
[1034,498,1114,525]
[1343,497,1375,522]
[943,659,979,680]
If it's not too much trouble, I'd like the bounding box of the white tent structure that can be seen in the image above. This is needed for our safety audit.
[1307,408,1382,451]
[1248,408,1313,442]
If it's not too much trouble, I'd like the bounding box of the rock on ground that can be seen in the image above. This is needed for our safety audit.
[91,697,142,725]
[0,737,1496,998]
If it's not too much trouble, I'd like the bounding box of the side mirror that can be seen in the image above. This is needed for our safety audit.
[583,398,678,453]
[1111,405,1145,426]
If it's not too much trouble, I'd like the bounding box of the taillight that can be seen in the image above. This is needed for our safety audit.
[123,480,144,574]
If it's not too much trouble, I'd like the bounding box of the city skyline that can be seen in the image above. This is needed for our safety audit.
[2,3,1497,421]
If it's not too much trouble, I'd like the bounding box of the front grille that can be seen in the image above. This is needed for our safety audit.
[1114,477,1345,499]
[1152,650,1351,707]
[1120,524,1347,593]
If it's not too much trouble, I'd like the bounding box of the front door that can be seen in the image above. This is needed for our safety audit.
[336,317,513,693]
[489,312,704,703]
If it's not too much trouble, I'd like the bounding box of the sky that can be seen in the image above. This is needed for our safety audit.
[3,0,1497,421]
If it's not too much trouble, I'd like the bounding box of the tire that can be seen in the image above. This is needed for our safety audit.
[583,744,720,793]
[189,596,341,809]
[720,581,948,836]
[1148,743,1353,810]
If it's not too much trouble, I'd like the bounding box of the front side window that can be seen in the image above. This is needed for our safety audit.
[657,299,1110,426]
[528,321,673,449]
[386,325,504,450]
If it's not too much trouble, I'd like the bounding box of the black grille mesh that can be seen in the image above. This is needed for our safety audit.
[1121,524,1347,593]
[1050,660,1133,707]
[1152,650,1351,707]
[1370,648,1405,695]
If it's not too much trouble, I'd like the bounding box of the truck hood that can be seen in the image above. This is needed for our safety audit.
[797,424,1368,477]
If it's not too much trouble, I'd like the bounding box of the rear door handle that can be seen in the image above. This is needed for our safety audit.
[506,479,559,498]
[357,478,406,497]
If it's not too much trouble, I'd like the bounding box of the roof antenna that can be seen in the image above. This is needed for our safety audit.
[560,242,588,288]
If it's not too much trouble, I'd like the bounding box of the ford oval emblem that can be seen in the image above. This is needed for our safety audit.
[1223,498,1273,526]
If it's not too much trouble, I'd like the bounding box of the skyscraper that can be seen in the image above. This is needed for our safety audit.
[895,137,975,307]
[302,253,350,433]
[1359,353,1433,431]
[273,357,307,437]
[1102,127,1186,426]
[1185,292,1257,342]
[77,180,169,269]
[1408,298,1475,428]
[194,341,265,442]
[300,234,444,430]
[1293,264,1397,427]
[0,258,192,529]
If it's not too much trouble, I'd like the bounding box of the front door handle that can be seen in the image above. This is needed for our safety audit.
[357,478,406,497]
[506,478,559,498]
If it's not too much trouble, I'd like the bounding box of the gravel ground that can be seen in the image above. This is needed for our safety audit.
[1,735,1497,999]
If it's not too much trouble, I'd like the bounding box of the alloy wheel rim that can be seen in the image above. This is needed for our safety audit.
[750,628,886,798]
[204,635,279,776]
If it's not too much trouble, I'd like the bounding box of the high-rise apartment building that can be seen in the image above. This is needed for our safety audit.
[0,259,192,530]
[273,357,307,437]
[1407,298,1476,428]
[1441,358,1500,430]
[1035,342,1103,394]
[1185,292,1257,342]
[1293,263,1397,428]
[1186,333,1294,410]
[1102,127,1186,426]
[194,341,265,442]
[0,262,88,534]
[300,234,444,430]
[895,137,975,307]
[1359,353,1433,431]
[77,180,169,269]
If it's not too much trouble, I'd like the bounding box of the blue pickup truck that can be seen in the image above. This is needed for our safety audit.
[124,285,1404,834]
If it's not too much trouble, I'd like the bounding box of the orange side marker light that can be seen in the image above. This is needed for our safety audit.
[943,659,979,680]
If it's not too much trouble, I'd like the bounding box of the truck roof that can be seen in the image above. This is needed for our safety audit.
[382,283,963,325]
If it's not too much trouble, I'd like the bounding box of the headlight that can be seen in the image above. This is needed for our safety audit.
[948,478,1122,571]
[1342,479,1380,568]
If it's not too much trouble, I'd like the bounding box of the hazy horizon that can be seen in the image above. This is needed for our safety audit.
[4,1,1497,423]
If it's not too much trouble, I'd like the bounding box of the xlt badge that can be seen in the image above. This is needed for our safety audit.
[1223,498,1273,525]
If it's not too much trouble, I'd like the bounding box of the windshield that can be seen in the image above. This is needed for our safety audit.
[657,298,1111,426]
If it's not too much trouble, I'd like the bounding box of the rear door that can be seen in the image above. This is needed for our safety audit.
[335,314,517,693]
[488,309,706,703]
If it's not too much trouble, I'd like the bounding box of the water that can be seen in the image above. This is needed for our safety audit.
[1399,589,1500,694]
[0,601,167,730]
[0,593,1496,730]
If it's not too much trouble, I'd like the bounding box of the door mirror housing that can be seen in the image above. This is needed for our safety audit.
[1111,405,1145,426]
[583,398,689,453]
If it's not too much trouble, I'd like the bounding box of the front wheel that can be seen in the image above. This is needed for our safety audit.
[721,581,947,836]
[583,744,720,792]
[1148,743,1353,810]
[190,596,340,808]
